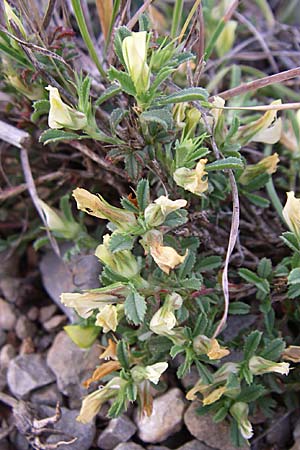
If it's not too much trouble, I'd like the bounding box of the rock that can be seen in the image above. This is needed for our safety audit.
[30,383,63,407]
[98,415,137,449]
[39,304,57,323]
[221,315,256,343]
[27,306,39,321]
[46,331,100,401]
[114,443,145,450]
[15,316,36,339]
[43,314,66,331]
[266,412,291,447]
[0,329,6,347]
[39,247,101,321]
[7,354,56,398]
[176,440,212,450]
[40,405,96,450]
[19,337,35,355]
[136,388,186,443]
[0,298,17,330]
[147,446,169,450]
[181,367,199,390]
[0,277,21,303]
[0,343,16,369]
[0,439,10,450]
[184,402,244,450]
[10,431,29,450]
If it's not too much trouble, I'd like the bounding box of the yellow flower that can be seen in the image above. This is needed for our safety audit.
[77,377,124,424]
[283,191,300,238]
[173,159,208,196]
[282,345,300,363]
[202,386,227,406]
[239,153,279,185]
[46,86,87,130]
[37,199,80,239]
[249,356,290,376]
[230,402,253,440]
[150,307,176,335]
[83,360,121,388]
[150,243,187,274]
[186,379,211,401]
[95,304,118,333]
[95,234,139,279]
[4,1,26,37]
[206,339,230,360]
[144,196,187,227]
[145,362,168,384]
[73,188,137,229]
[122,31,150,95]
[216,20,237,57]
[99,339,118,360]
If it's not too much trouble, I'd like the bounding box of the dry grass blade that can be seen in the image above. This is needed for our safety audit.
[96,0,113,40]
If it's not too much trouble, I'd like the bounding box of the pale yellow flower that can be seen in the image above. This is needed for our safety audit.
[239,153,279,185]
[202,386,227,406]
[46,86,87,130]
[206,339,230,360]
[249,356,290,376]
[186,379,211,401]
[122,31,150,95]
[95,304,118,333]
[144,362,168,384]
[37,199,80,239]
[150,307,176,335]
[150,243,187,274]
[144,196,187,227]
[173,159,208,196]
[230,402,253,440]
[99,339,118,360]
[283,191,300,238]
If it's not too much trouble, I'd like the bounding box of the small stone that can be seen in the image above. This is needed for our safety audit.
[40,405,96,450]
[39,304,57,323]
[184,402,245,450]
[30,383,63,407]
[0,298,17,330]
[15,315,36,339]
[47,331,100,400]
[98,415,137,449]
[0,329,6,347]
[7,354,56,398]
[114,443,144,450]
[221,315,257,343]
[0,438,10,450]
[181,367,199,390]
[0,343,16,369]
[0,369,6,391]
[0,277,21,303]
[43,314,66,331]
[176,440,212,450]
[10,431,29,450]
[19,337,35,355]
[136,388,186,443]
[266,412,291,447]
[37,334,53,351]
[27,306,39,321]
[147,446,169,450]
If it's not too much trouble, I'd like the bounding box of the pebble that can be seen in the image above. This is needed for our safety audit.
[0,277,21,303]
[39,304,57,323]
[15,315,36,339]
[19,337,35,355]
[0,329,6,347]
[47,330,100,401]
[0,439,10,450]
[30,383,63,407]
[114,443,145,450]
[266,412,291,447]
[43,314,66,331]
[7,354,56,398]
[27,306,39,321]
[40,405,96,450]
[184,402,244,450]
[176,440,212,450]
[0,298,17,330]
[136,388,186,443]
[0,343,16,369]
[98,415,137,449]
[181,367,199,390]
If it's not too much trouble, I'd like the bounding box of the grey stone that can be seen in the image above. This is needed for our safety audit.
[0,298,16,330]
[39,246,101,321]
[15,316,36,339]
[39,304,57,323]
[10,431,29,450]
[40,405,96,450]
[136,388,186,443]
[221,315,256,342]
[114,443,144,450]
[30,383,63,407]
[0,329,6,347]
[27,306,39,321]
[181,367,199,390]
[266,412,291,447]
[47,330,100,401]
[0,343,16,369]
[43,314,66,331]
[98,415,137,449]
[184,402,246,450]
[7,354,56,398]
[176,440,212,450]
[147,446,169,450]
[0,277,21,303]
[0,439,10,450]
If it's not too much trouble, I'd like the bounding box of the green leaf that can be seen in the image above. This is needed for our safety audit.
[117,340,130,369]
[95,84,121,106]
[64,324,100,348]
[39,129,79,145]
[193,312,208,337]
[125,153,141,181]
[124,290,146,325]
[109,232,135,253]
[140,109,173,130]
[244,330,262,360]
[281,232,300,253]
[206,157,244,171]
[288,268,300,285]
[179,277,202,290]
[258,258,272,278]
[238,268,270,295]
[243,192,270,208]
[236,384,266,403]
[136,179,150,212]
[114,26,131,66]
[31,100,50,122]
[196,255,222,272]
[288,283,300,299]
[110,108,129,133]
[108,67,136,96]
[260,338,285,360]
[155,87,208,106]
[177,250,196,279]
[213,406,228,423]
[194,360,214,384]
[170,344,185,359]
[228,302,250,315]
[120,197,140,213]
[162,209,188,228]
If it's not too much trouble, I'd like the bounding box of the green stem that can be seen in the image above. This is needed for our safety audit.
[71,0,106,78]
[171,0,184,38]
[264,145,285,223]
[204,19,226,62]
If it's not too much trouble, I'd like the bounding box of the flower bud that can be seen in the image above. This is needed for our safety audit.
[144,196,187,227]
[202,386,227,406]
[193,336,229,360]
[239,153,279,185]
[95,304,118,333]
[173,159,208,196]
[150,307,176,335]
[249,356,290,376]
[4,1,26,37]
[131,362,168,385]
[95,234,139,279]
[46,86,87,130]
[38,199,80,240]
[283,191,300,238]
[230,402,253,440]
[184,107,202,139]
[122,31,150,95]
